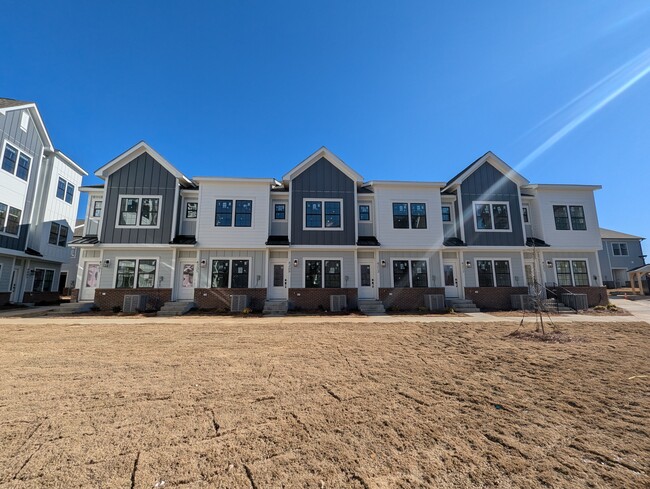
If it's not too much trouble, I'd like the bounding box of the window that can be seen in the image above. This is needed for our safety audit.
[16,154,30,181]
[522,206,529,223]
[117,196,161,227]
[185,202,198,219]
[441,206,451,222]
[304,259,341,288]
[555,259,590,286]
[474,202,511,231]
[92,200,103,218]
[65,183,74,204]
[392,259,428,287]
[359,204,370,221]
[49,223,60,245]
[2,143,31,180]
[274,203,286,220]
[554,205,586,231]
[115,259,157,288]
[612,243,629,256]
[476,259,512,287]
[58,225,68,247]
[2,143,17,174]
[393,202,427,229]
[33,269,54,292]
[56,178,66,200]
[304,200,341,230]
[0,203,6,233]
[5,207,21,235]
[210,259,250,288]
[215,200,253,227]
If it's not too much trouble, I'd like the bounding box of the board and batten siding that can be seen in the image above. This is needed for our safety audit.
[540,251,600,286]
[98,249,175,289]
[101,153,178,244]
[289,250,356,288]
[460,251,525,288]
[460,162,525,246]
[378,251,442,288]
[290,157,356,246]
[196,249,266,288]
[598,239,645,275]
[0,109,45,252]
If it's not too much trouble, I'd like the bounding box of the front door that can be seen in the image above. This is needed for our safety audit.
[358,260,376,299]
[443,260,459,298]
[268,260,288,299]
[80,262,100,301]
[177,261,196,300]
[10,266,23,302]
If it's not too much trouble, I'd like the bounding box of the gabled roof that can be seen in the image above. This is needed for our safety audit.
[0,97,53,150]
[600,228,645,241]
[45,149,88,176]
[94,141,194,186]
[444,151,529,191]
[282,147,363,182]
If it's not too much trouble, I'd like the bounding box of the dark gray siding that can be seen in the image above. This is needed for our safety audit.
[0,109,45,251]
[101,152,177,244]
[290,157,355,245]
[461,162,524,246]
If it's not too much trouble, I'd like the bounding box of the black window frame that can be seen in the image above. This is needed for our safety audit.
[49,222,60,245]
[215,200,233,227]
[612,242,629,256]
[0,203,6,233]
[555,260,573,286]
[411,260,429,288]
[392,260,411,287]
[185,201,198,219]
[16,153,30,181]
[210,258,250,288]
[5,207,21,235]
[304,259,342,288]
[476,259,512,287]
[305,201,322,228]
[569,205,586,230]
[65,182,74,204]
[234,200,253,227]
[553,205,570,230]
[33,268,54,292]
[231,259,250,288]
[56,177,66,200]
[392,203,409,229]
[136,259,157,288]
[359,204,370,222]
[274,203,286,220]
[2,143,17,174]
[324,260,341,288]
[410,203,427,229]
[92,200,103,218]
[304,260,322,288]
[441,206,451,222]
[474,202,511,231]
[115,259,136,288]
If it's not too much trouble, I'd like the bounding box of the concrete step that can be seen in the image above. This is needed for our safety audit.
[157,302,195,316]
[446,298,480,313]
[358,300,386,315]
[263,300,288,316]
[47,302,95,315]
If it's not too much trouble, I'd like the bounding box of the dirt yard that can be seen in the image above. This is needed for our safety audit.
[0,318,648,488]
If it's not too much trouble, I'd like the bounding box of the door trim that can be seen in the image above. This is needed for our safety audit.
[358,259,377,300]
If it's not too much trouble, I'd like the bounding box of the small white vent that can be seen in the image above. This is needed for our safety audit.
[20,112,29,131]
[123,295,147,313]
[424,294,445,311]
[330,295,347,312]
[230,295,249,312]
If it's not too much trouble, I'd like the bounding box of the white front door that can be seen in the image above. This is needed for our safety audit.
[358,260,376,299]
[10,266,23,302]
[80,262,100,301]
[177,261,196,300]
[443,260,459,298]
[268,260,288,299]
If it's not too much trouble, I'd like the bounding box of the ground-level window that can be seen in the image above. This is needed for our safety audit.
[33,269,55,292]
[210,259,250,288]
[115,259,157,288]
[392,259,428,287]
[305,259,341,288]
[555,260,589,286]
[476,259,512,287]
[612,243,629,256]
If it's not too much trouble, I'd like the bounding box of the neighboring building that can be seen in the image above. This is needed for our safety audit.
[0,98,87,305]
[598,228,646,288]
[59,219,85,293]
[71,145,608,311]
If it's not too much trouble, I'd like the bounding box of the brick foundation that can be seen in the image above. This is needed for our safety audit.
[379,287,445,311]
[93,288,172,311]
[194,288,267,311]
[548,286,608,307]
[70,289,80,303]
[22,291,61,305]
[464,287,529,311]
[288,288,358,311]
[0,292,10,306]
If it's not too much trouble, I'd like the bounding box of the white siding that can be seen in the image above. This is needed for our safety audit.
[196,249,266,288]
[98,249,174,289]
[541,251,600,287]
[289,250,356,288]
[270,197,289,236]
[460,251,525,288]
[378,251,442,288]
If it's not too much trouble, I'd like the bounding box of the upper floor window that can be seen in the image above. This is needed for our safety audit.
[612,243,629,256]
[522,206,529,223]
[441,206,451,222]
[553,205,586,231]
[185,202,198,219]
[305,259,341,288]
[48,222,68,247]
[474,202,511,232]
[274,203,286,220]
[215,199,253,227]
[0,202,21,236]
[211,259,250,288]
[392,259,429,288]
[92,200,103,218]
[359,204,370,222]
[2,143,31,181]
[477,259,511,287]
[56,177,75,204]
[555,259,589,286]
[304,199,342,230]
[117,196,160,228]
[393,202,427,229]
[116,259,157,288]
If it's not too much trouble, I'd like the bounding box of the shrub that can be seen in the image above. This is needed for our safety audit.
[112,305,122,314]
[606,303,618,311]
[242,307,252,315]
[593,305,606,311]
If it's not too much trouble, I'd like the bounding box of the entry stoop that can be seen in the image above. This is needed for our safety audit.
[263,300,288,316]
[358,299,386,316]
[157,301,195,316]
[445,298,481,313]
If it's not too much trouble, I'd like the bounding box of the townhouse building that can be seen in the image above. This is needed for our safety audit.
[0,98,86,306]
[598,228,646,288]
[71,143,608,312]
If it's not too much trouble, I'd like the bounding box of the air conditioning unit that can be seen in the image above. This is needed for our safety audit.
[330,295,347,312]
[123,295,148,313]
[424,294,445,311]
[230,295,249,312]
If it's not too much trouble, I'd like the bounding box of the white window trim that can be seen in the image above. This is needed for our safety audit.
[214,197,256,228]
[302,257,344,288]
[389,258,430,288]
[0,202,22,238]
[611,242,629,256]
[209,257,252,288]
[55,176,75,205]
[92,199,103,218]
[358,203,372,223]
[115,195,163,229]
[522,204,530,224]
[302,198,344,231]
[113,256,161,289]
[272,202,288,222]
[474,258,514,288]
[552,204,587,231]
[48,222,69,247]
[32,267,56,292]
[20,112,29,132]
[184,200,198,220]
[1,140,32,183]
[391,201,429,230]
[553,258,591,287]
[473,201,513,233]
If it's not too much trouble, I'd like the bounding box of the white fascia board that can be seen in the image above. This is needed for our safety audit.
[523,184,602,191]
[364,180,446,188]
[283,147,363,182]
[443,151,529,192]
[79,186,104,193]
[193,177,277,184]
[45,149,88,176]
[0,103,55,151]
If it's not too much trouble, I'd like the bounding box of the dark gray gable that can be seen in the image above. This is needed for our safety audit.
[101,152,177,244]
[290,157,356,246]
[461,161,525,246]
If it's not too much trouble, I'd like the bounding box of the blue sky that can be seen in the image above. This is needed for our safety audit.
[3,1,649,256]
